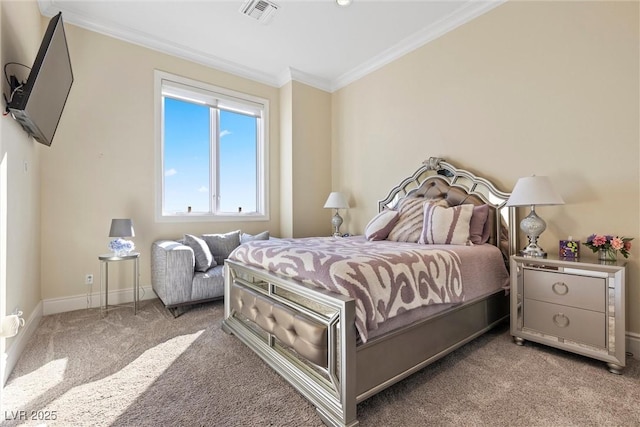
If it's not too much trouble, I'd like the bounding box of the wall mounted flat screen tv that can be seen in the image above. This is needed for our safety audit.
[7,12,73,147]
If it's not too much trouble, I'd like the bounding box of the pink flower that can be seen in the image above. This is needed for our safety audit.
[586,233,633,258]
[592,235,607,247]
[611,237,624,250]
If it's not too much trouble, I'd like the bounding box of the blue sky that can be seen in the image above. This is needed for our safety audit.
[163,97,257,214]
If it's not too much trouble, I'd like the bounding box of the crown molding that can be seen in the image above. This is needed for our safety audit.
[331,0,506,92]
[38,0,504,93]
[37,0,282,88]
[279,68,332,93]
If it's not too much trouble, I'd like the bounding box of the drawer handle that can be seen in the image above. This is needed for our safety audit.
[553,313,570,328]
[552,282,569,296]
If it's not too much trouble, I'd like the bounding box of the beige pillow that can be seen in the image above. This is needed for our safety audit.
[419,203,473,245]
[388,197,448,243]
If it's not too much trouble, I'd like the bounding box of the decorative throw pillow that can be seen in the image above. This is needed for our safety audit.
[481,210,493,244]
[387,197,449,243]
[203,230,241,266]
[419,204,474,245]
[240,231,270,244]
[183,234,215,272]
[364,210,400,241]
[468,204,490,245]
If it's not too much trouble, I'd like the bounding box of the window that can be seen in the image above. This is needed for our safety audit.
[155,71,269,221]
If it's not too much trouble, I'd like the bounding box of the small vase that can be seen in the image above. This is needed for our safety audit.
[598,248,617,262]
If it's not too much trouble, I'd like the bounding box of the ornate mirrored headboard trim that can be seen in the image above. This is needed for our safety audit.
[378,157,517,259]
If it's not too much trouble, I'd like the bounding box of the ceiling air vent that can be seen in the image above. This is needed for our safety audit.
[240,0,279,24]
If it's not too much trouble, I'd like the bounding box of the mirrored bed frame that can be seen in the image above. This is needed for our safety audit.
[222,157,517,427]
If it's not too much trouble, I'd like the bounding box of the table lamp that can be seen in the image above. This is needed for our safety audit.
[108,218,135,256]
[506,175,564,258]
[324,192,349,237]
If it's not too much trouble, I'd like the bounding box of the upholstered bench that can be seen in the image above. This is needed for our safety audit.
[151,230,268,316]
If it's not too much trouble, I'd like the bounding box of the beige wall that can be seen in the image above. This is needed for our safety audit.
[0,0,43,350]
[39,20,333,303]
[280,81,333,238]
[39,23,284,300]
[332,1,640,333]
[279,81,294,237]
[3,0,639,345]
[290,81,332,237]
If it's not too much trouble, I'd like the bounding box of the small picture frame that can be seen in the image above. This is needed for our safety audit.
[559,239,580,259]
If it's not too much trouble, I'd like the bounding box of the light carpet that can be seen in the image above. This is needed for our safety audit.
[3,299,639,426]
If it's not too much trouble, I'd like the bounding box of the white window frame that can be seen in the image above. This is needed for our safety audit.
[154,70,269,222]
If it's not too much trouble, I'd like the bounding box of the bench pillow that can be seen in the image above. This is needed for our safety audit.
[203,230,241,266]
[241,231,270,244]
[183,234,215,272]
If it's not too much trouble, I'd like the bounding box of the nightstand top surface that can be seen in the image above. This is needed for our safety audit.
[512,254,626,271]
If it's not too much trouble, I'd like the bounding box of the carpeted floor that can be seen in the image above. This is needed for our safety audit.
[3,298,639,426]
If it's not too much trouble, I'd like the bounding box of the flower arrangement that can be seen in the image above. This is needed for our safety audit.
[108,238,135,256]
[584,234,633,259]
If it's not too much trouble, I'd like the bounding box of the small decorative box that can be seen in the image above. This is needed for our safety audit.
[559,238,580,259]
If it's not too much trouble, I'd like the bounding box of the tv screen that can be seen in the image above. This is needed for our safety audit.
[7,12,73,146]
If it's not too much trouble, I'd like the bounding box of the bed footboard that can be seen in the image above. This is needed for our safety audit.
[223,260,359,427]
[223,260,509,426]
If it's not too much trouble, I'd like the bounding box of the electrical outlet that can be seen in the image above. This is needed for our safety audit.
[85,274,94,285]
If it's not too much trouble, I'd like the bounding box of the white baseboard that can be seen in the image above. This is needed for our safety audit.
[627,331,640,360]
[3,287,158,386]
[3,293,638,388]
[42,285,157,316]
[3,301,43,385]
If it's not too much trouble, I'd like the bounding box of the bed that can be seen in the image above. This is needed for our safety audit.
[222,157,517,427]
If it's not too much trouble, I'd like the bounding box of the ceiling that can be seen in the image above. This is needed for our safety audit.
[37,0,504,92]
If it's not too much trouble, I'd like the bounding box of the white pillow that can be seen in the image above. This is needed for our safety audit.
[419,204,473,245]
[365,210,399,241]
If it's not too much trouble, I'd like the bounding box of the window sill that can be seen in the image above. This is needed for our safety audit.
[155,213,270,223]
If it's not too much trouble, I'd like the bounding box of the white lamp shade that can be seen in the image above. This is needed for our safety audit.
[109,218,135,238]
[506,176,565,207]
[324,192,349,209]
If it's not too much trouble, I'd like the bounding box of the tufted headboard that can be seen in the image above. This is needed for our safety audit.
[378,157,517,262]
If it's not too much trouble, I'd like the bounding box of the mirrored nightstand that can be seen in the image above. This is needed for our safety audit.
[510,255,626,374]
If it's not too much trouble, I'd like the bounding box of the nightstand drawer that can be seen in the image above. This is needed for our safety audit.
[523,299,605,348]
[523,269,605,312]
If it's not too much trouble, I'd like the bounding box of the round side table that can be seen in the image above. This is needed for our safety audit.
[98,252,140,314]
